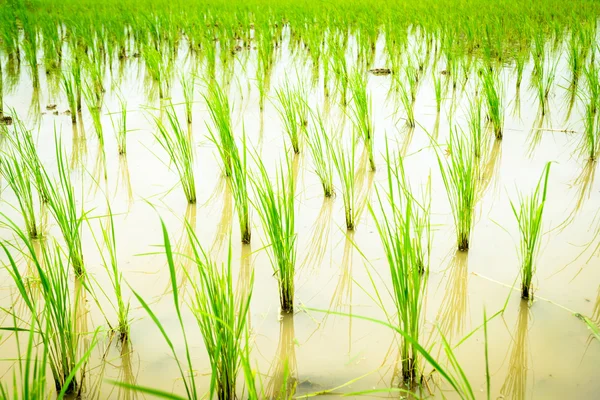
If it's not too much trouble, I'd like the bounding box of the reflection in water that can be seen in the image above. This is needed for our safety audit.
[326,231,354,353]
[117,155,134,208]
[116,340,138,400]
[301,197,334,271]
[433,112,441,140]
[593,286,600,325]
[74,276,90,397]
[399,126,415,157]
[91,144,108,195]
[557,160,597,232]
[211,178,233,256]
[173,204,197,293]
[478,138,502,199]
[527,112,546,156]
[500,301,530,400]
[238,244,254,313]
[354,147,375,226]
[70,119,88,171]
[29,86,41,123]
[512,87,521,118]
[436,251,469,341]
[266,313,297,399]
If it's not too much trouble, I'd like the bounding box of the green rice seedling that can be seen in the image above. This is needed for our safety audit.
[398,81,415,128]
[536,60,558,116]
[331,132,358,230]
[433,71,443,113]
[510,162,551,300]
[307,110,335,197]
[109,94,128,155]
[84,83,105,147]
[435,126,478,251]
[274,81,306,154]
[481,68,503,139]
[251,152,296,313]
[153,103,196,203]
[180,71,195,124]
[581,102,600,161]
[2,221,82,394]
[370,141,431,384]
[62,70,78,123]
[204,79,235,177]
[348,70,375,171]
[89,204,130,340]
[330,41,349,105]
[0,148,44,239]
[468,95,485,158]
[584,62,600,115]
[187,227,254,400]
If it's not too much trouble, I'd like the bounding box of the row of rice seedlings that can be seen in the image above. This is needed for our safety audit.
[436,126,478,251]
[2,220,83,394]
[251,152,297,313]
[274,80,308,154]
[510,162,551,300]
[348,70,375,171]
[153,103,196,203]
[306,110,335,197]
[481,68,503,139]
[0,145,44,239]
[371,142,431,384]
[204,80,252,243]
[331,133,358,230]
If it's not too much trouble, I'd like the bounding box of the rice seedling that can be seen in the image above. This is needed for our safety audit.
[0,147,44,239]
[180,71,195,124]
[84,83,105,147]
[204,79,235,177]
[370,141,431,384]
[481,68,503,139]
[89,204,130,340]
[61,70,78,123]
[468,95,485,158]
[1,220,84,394]
[274,80,307,154]
[306,110,334,197]
[433,71,443,113]
[188,230,254,400]
[348,70,375,171]
[251,152,296,313]
[153,103,196,203]
[109,94,128,155]
[398,80,415,128]
[581,103,600,161]
[435,126,478,251]
[204,81,251,242]
[535,59,558,117]
[331,133,358,230]
[510,162,551,300]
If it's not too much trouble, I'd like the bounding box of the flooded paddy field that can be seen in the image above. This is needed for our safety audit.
[0,0,599,398]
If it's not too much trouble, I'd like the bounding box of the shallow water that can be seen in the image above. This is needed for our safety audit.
[0,30,599,399]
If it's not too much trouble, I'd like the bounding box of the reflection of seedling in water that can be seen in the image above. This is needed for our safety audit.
[500,301,530,400]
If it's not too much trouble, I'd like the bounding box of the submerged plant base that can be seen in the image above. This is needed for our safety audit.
[458,237,469,252]
[522,284,532,300]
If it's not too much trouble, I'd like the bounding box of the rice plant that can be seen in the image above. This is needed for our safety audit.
[468,95,485,158]
[109,94,128,155]
[181,71,195,124]
[153,103,196,203]
[306,110,334,197]
[2,221,82,394]
[535,60,558,116]
[204,81,251,242]
[348,70,375,171]
[435,126,478,251]
[331,134,358,230]
[61,70,78,123]
[433,71,443,113]
[187,227,254,400]
[399,80,415,128]
[0,147,44,239]
[84,83,104,146]
[274,80,307,154]
[481,68,503,139]
[89,204,130,340]
[510,162,551,300]
[370,141,431,384]
[251,152,296,313]
[204,79,235,177]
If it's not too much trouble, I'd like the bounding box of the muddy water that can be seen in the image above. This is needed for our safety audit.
[0,32,599,399]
